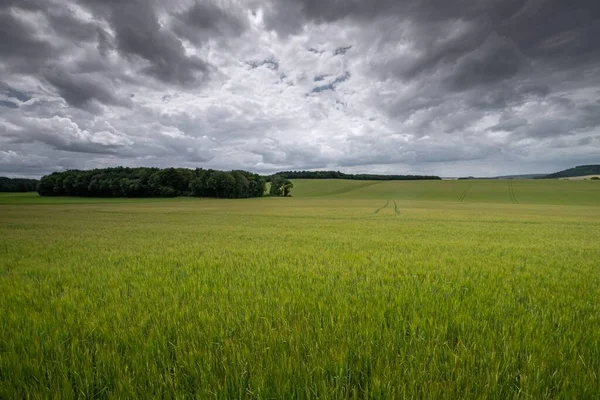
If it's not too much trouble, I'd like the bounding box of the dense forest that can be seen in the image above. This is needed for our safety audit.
[540,165,600,179]
[269,171,441,180]
[0,177,39,192]
[38,168,266,198]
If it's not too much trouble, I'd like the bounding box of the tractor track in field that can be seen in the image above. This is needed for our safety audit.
[508,180,519,204]
[375,200,389,214]
[457,183,473,202]
[374,200,401,215]
[393,200,400,214]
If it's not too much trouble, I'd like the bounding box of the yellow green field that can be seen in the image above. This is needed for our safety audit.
[291,178,600,205]
[1,179,599,398]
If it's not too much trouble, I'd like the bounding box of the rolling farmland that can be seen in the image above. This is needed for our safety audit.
[1,179,599,398]
[291,178,600,205]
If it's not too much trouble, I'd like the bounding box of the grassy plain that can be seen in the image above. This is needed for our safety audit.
[291,178,600,205]
[1,179,599,398]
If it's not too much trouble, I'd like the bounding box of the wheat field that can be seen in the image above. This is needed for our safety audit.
[1,179,599,398]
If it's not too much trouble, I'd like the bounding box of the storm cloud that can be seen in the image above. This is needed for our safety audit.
[0,0,599,178]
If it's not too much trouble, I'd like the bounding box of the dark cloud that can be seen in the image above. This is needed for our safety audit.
[446,34,527,91]
[0,101,18,109]
[247,58,280,71]
[0,0,46,10]
[497,0,600,66]
[92,0,212,85]
[464,85,544,110]
[261,0,522,34]
[0,83,32,102]
[0,8,55,70]
[489,114,529,132]
[44,4,99,41]
[265,0,600,81]
[333,45,352,55]
[43,68,133,110]
[171,0,248,43]
[311,72,351,93]
[96,28,114,56]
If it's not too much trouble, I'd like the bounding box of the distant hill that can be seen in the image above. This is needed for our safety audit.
[492,174,547,179]
[270,170,441,181]
[541,165,600,179]
[456,174,545,180]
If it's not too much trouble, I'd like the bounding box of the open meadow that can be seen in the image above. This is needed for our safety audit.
[1,179,599,398]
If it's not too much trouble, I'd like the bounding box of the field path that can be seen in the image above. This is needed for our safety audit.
[375,200,389,214]
[393,200,400,214]
[508,180,519,204]
[458,182,473,202]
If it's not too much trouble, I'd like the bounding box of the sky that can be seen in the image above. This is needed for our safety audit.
[0,0,599,178]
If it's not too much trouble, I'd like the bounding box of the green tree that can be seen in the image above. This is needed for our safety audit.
[283,181,294,197]
[270,176,293,197]
[38,167,266,199]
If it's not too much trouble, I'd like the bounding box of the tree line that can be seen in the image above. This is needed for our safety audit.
[0,177,39,192]
[268,170,441,181]
[38,167,266,198]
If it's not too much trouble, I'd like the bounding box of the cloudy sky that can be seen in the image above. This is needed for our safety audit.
[1,0,599,178]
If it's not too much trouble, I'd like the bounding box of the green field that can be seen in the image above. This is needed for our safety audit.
[1,180,599,398]
[291,178,600,205]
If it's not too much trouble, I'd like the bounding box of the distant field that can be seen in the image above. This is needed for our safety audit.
[291,178,600,205]
[1,180,599,398]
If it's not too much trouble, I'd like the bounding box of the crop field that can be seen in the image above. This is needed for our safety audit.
[1,179,599,398]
